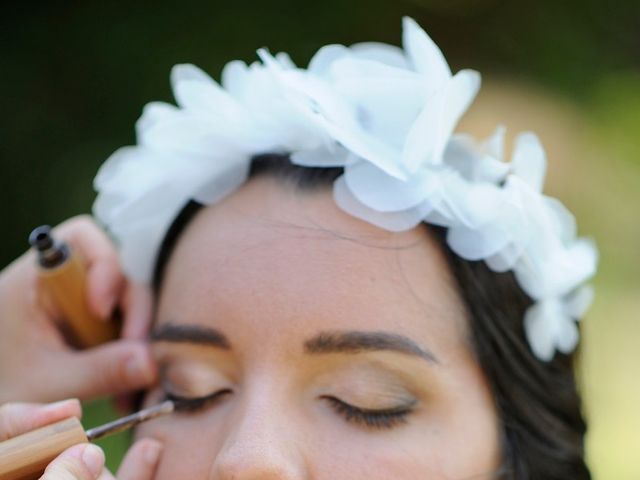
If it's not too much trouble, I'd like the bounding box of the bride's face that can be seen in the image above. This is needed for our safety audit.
[137,175,501,479]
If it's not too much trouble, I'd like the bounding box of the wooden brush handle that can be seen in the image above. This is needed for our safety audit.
[0,417,88,480]
[38,251,119,348]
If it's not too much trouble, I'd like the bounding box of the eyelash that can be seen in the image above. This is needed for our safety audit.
[322,396,413,430]
[162,390,413,431]
[163,389,232,412]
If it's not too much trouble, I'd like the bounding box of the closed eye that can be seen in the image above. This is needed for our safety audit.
[163,389,233,413]
[322,396,415,430]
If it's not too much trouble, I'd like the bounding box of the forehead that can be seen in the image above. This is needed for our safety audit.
[156,175,468,357]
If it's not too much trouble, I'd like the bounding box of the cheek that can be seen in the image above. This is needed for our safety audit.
[310,416,499,479]
[135,416,223,479]
[308,433,444,479]
[137,427,466,479]
[428,363,503,476]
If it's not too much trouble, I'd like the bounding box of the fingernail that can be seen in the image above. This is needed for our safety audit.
[81,444,104,477]
[125,349,154,385]
[43,399,80,414]
[143,440,163,465]
[43,399,72,410]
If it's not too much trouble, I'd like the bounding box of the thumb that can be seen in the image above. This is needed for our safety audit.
[58,341,157,401]
[41,444,104,480]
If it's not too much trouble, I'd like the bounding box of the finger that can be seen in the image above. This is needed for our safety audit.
[87,259,123,321]
[40,443,104,480]
[0,399,81,441]
[58,341,157,400]
[120,282,153,340]
[53,215,124,319]
[96,469,116,480]
[116,438,163,480]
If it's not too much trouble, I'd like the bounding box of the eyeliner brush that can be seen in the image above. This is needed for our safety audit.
[0,400,178,480]
[85,400,175,441]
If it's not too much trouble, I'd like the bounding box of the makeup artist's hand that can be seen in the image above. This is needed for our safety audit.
[0,215,157,404]
[0,399,162,480]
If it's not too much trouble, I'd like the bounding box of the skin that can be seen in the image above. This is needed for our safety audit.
[0,215,156,405]
[0,400,162,479]
[136,175,502,479]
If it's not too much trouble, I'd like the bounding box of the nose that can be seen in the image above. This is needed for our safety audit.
[209,395,309,480]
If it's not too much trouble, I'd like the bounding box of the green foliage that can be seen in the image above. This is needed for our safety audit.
[82,399,130,472]
[589,72,640,166]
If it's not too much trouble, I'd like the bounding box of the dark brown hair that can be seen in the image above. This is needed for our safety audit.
[152,153,590,479]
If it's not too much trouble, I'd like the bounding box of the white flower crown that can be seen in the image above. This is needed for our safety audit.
[93,17,598,361]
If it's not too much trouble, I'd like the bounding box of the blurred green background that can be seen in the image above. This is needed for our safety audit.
[1,0,638,477]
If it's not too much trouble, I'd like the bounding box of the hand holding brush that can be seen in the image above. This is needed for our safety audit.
[0,400,163,480]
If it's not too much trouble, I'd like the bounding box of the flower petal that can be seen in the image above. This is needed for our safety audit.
[511,132,546,191]
[524,301,556,361]
[563,284,595,319]
[135,102,179,139]
[444,132,509,184]
[291,145,352,167]
[485,242,527,272]
[344,160,435,212]
[402,69,480,172]
[172,72,244,119]
[483,125,506,161]
[441,175,505,228]
[402,16,451,82]
[170,63,214,87]
[333,75,426,148]
[308,44,351,76]
[446,222,512,261]
[221,60,250,99]
[333,175,433,231]
[543,196,577,243]
[555,315,579,354]
[350,42,409,69]
[275,52,297,69]
[114,209,180,283]
[192,159,251,205]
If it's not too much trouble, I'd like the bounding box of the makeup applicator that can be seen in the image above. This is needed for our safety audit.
[29,225,120,348]
[0,399,195,480]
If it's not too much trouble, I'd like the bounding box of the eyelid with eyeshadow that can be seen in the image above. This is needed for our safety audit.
[161,385,416,432]
[159,366,233,412]
[158,357,234,398]
[165,389,415,430]
[158,358,419,430]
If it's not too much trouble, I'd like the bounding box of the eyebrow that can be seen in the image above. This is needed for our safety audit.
[150,323,231,349]
[150,325,438,364]
[304,331,439,364]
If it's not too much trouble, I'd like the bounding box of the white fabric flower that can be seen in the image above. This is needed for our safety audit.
[95,60,323,282]
[524,285,594,361]
[256,17,483,233]
[259,17,480,174]
[92,17,598,362]
[441,129,598,360]
[442,131,547,264]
